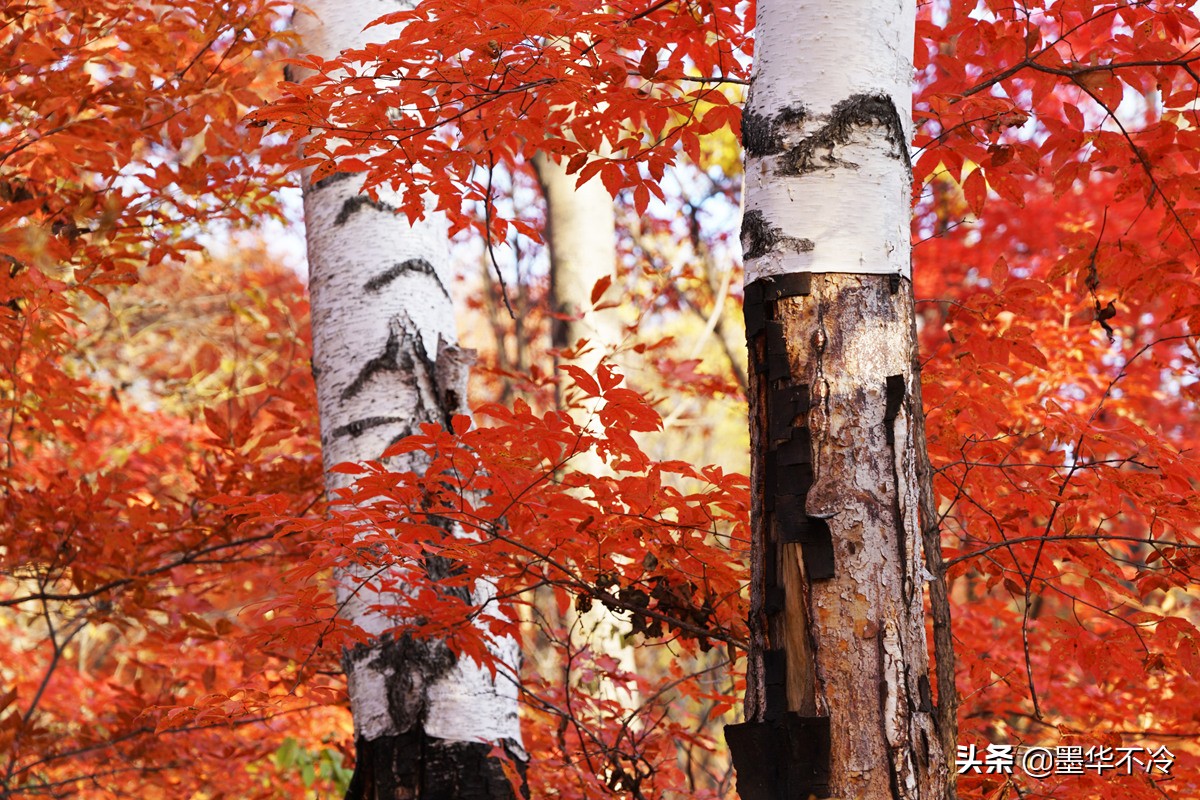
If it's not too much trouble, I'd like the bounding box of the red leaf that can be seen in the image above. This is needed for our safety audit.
[561,364,601,397]
[962,168,987,216]
[590,275,613,306]
[639,47,658,79]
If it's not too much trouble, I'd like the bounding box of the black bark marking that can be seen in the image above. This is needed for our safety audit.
[338,316,466,439]
[351,634,457,733]
[341,322,405,401]
[421,550,473,603]
[749,272,837,589]
[744,275,812,338]
[340,315,455,432]
[407,327,452,431]
[741,210,815,261]
[335,195,398,226]
[344,731,527,800]
[363,258,451,302]
[777,93,911,175]
[918,674,933,713]
[312,171,356,191]
[725,714,831,800]
[761,649,788,720]
[742,103,808,157]
[883,375,906,446]
[332,415,409,440]
[342,636,528,797]
[884,374,912,601]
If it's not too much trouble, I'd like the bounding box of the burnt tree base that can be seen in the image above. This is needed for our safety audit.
[344,732,527,800]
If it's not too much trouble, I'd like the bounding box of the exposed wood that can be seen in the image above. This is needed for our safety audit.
[780,542,816,716]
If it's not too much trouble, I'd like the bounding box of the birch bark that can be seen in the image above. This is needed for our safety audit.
[297,3,523,797]
[726,1,953,798]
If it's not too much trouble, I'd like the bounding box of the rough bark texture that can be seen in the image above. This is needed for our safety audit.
[913,387,959,796]
[730,274,945,800]
[726,1,952,798]
[297,3,523,797]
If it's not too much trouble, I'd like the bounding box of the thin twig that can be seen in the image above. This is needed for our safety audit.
[484,151,516,319]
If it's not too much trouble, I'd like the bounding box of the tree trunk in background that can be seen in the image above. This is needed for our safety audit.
[725,1,952,799]
[530,152,641,704]
[532,152,622,370]
[298,4,524,797]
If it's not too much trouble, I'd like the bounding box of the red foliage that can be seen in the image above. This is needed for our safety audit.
[0,1,351,796]
[6,0,1200,798]
[252,0,750,232]
[913,2,1200,796]
[219,361,750,798]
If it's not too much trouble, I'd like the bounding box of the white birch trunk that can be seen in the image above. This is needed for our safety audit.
[726,1,951,799]
[741,0,914,282]
[297,4,522,795]
[532,152,622,358]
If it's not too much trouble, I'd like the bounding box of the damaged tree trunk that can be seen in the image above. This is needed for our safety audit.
[725,1,952,799]
[297,3,524,798]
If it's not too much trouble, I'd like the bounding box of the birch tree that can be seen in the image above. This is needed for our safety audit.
[279,0,952,794]
[724,1,953,798]
[296,3,523,797]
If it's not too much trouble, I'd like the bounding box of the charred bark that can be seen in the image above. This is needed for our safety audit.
[345,733,526,800]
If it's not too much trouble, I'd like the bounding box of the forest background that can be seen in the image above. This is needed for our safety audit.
[2,0,1200,799]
